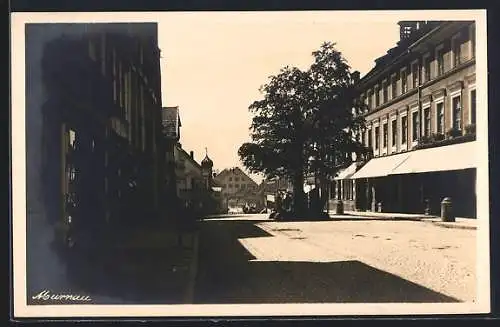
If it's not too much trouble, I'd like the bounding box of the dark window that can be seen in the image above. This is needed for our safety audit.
[368,129,372,148]
[424,56,431,82]
[470,89,476,125]
[401,70,407,94]
[391,76,397,99]
[437,48,445,75]
[412,111,419,141]
[412,63,419,88]
[375,88,380,107]
[375,126,380,149]
[424,107,431,137]
[452,96,462,130]
[383,122,388,148]
[453,36,462,67]
[367,91,373,109]
[471,26,476,58]
[391,119,397,146]
[436,102,445,134]
[401,116,407,144]
[383,83,388,103]
[361,131,365,146]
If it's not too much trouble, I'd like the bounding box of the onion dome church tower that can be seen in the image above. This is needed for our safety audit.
[201,147,213,189]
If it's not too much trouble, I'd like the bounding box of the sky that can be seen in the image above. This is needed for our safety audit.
[158,12,401,184]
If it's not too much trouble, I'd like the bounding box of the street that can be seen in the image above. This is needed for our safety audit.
[194,214,476,304]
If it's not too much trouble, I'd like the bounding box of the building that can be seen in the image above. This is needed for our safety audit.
[333,20,477,218]
[173,146,207,213]
[26,23,164,251]
[214,167,263,212]
[259,176,294,211]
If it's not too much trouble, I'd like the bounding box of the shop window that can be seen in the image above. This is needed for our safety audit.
[375,126,380,150]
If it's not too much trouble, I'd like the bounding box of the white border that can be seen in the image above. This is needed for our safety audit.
[11,10,490,318]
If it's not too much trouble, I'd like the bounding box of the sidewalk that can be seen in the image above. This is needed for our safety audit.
[332,210,477,230]
[93,225,200,304]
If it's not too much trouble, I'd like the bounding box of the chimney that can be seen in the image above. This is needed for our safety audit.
[190,151,194,159]
[213,172,217,178]
[352,71,360,84]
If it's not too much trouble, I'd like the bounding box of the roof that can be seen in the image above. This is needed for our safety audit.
[359,21,445,86]
[176,145,202,170]
[214,167,259,185]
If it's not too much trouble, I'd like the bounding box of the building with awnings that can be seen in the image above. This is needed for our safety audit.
[338,20,477,218]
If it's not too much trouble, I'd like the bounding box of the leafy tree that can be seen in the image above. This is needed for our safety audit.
[305,42,368,215]
[239,42,368,219]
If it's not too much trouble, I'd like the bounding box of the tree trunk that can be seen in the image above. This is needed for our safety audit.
[292,172,306,218]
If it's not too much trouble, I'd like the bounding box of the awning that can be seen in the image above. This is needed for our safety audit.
[389,141,477,175]
[350,152,411,179]
[334,162,359,180]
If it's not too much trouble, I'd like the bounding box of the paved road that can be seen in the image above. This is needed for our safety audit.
[194,214,476,304]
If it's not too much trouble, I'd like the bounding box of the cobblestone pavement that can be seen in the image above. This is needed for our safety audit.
[194,214,476,304]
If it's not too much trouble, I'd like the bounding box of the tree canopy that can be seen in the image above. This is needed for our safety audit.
[238,42,369,216]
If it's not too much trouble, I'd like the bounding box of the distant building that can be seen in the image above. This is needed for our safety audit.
[214,167,263,212]
[334,20,477,218]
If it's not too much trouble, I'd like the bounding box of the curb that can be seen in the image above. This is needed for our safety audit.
[331,214,476,230]
[183,230,200,304]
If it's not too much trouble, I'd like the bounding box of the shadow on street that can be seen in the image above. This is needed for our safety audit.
[194,218,460,304]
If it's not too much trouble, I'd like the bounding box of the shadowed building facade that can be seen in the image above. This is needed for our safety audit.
[333,20,477,218]
[25,23,165,297]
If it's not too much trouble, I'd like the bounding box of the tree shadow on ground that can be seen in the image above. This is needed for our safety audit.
[195,218,460,304]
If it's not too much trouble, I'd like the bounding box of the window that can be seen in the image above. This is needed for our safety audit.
[391,119,397,147]
[229,177,232,181]
[436,102,445,134]
[401,116,408,144]
[383,122,388,148]
[367,91,373,109]
[452,95,462,130]
[437,47,445,76]
[412,63,419,88]
[423,55,431,82]
[229,184,233,188]
[470,89,476,125]
[375,87,380,107]
[375,126,380,149]
[235,177,240,182]
[401,70,407,94]
[391,76,398,99]
[471,25,476,58]
[412,111,419,142]
[383,82,388,103]
[453,34,462,67]
[424,107,431,137]
[361,131,365,146]
[368,129,372,148]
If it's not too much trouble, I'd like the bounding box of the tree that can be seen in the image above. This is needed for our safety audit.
[238,66,312,217]
[305,42,368,215]
[239,42,368,219]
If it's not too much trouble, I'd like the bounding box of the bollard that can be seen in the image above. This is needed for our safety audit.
[441,197,455,222]
[424,199,431,215]
[336,200,344,215]
[377,202,383,213]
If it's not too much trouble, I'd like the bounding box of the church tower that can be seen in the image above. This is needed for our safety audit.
[201,147,213,189]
